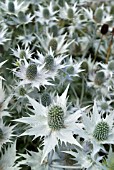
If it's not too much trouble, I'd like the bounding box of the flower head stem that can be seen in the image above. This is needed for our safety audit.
[49,163,81,169]
[32,4,39,34]
[80,75,85,105]
[106,35,113,64]
[94,34,103,62]
[23,24,26,36]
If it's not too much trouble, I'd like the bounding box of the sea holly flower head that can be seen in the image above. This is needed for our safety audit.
[59,2,80,20]
[37,31,73,55]
[96,96,113,114]
[0,0,29,16]
[66,56,84,78]
[76,100,114,157]
[87,70,106,88]
[100,60,114,78]
[31,49,67,79]
[11,45,34,59]
[15,85,86,163]
[13,12,35,25]
[14,58,53,90]
[17,34,35,47]
[35,1,58,25]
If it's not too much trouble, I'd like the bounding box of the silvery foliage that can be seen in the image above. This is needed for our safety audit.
[0,0,114,169]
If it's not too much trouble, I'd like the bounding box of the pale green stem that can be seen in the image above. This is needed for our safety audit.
[105,35,113,63]
[32,4,39,34]
[49,163,81,169]
[94,34,103,62]
[80,76,85,105]
[48,150,54,168]
[23,24,26,36]
[71,86,78,99]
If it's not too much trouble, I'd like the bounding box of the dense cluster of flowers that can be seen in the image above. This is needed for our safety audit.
[0,0,114,169]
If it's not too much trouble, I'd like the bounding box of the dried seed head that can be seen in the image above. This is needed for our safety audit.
[101,24,109,35]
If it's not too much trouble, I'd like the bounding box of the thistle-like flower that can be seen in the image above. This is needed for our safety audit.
[37,31,73,55]
[94,5,113,25]
[76,101,114,157]
[14,12,35,25]
[14,58,53,90]
[0,0,29,16]
[31,49,67,79]
[83,5,112,25]
[17,34,35,47]
[35,1,58,25]
[87,70,106,89]
[96,96,113,114]
[11,45,34,59]
[100,60,114,78]
[65,56,84,79]
[15,85,85,163]
[59,2,79,20]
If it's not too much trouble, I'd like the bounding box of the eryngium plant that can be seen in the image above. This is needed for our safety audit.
[0,0,114,169]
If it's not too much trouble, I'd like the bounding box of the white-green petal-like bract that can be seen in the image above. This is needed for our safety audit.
[15,85,85,163]
[18,149,48,170]
[0,119,15,149]
[0,141,20,170]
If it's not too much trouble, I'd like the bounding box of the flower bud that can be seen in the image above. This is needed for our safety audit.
[48,39,58,51]
[18,11,26,23]
[41,92,51,106]
[43,8,50,19]
[8,2,15,13]
[94,71,105,85]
